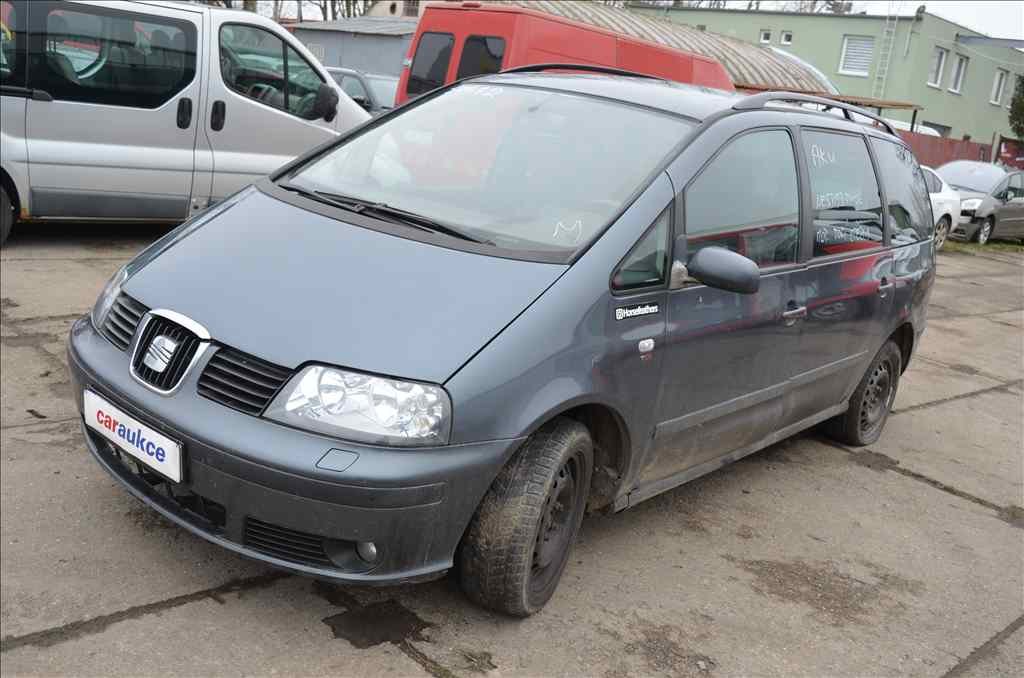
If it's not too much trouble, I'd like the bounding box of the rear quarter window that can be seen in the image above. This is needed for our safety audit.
[456,35,505,80]
[869,138,933,245]
[407,31,452,97]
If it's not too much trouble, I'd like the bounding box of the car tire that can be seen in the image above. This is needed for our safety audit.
[975,217,994,245]
[934,216,950,250]
[0,185,13,248]
[459,417,593,617]
[823,340,902,447]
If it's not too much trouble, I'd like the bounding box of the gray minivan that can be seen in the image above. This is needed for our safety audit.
[67,67,935,616]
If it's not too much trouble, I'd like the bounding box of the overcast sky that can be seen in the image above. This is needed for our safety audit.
[852,1,1024,39]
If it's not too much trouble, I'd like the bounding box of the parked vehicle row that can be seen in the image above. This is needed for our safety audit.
[327,66,397,116]
[0,0,369,245]
[68,66,935,616]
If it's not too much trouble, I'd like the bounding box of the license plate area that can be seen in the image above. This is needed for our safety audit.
[84,390,183,483]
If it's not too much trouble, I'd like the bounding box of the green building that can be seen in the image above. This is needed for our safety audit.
[630,4,1023,144]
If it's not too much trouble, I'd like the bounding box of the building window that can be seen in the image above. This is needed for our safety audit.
[927,46,947,87]
[991,68,1008,105]
[403,1,420,17]
[948,54,968,93]
[759,29,771,44]
[838,35,874,77]
[781,31,793,45]
[922,120,951,138]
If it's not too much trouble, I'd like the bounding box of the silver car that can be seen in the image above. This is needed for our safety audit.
[939,161,1024,244]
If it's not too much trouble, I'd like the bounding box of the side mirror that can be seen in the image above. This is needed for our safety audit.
[313,83,339,122]
[679,246,760,294]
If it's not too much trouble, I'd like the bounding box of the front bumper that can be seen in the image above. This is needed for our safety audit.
[68,316,522,585]
[951,213,982,240]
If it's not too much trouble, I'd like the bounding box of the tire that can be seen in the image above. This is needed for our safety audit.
[823,341,902,447]
[0,185,13,248]
[460,417,593,617]
[934,216,950,250]
[975,217,994,245]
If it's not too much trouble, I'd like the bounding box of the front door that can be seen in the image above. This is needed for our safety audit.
[996,173,1024,238]
[24,0,201,219]
[203,17,339,203]
[640,128,803,488]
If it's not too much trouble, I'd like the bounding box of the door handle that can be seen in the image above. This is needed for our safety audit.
[211,100,226,131]
[781,303,807,326]
[176,97,193,129]
[878,277,895,298]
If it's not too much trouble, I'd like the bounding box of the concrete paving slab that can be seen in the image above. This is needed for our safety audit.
[935,252,1022,279]
[959,623,1024,678]
[895,357,1002,411]
[916,315,1024,383]
[0,345,75,428]
[878,388,1024,508]
[927,275,1023,320]
[0,260,113,320]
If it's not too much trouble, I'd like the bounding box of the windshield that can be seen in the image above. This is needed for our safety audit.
[288,83,693,255]
[365,74,398,108]
[937,161,1006,194]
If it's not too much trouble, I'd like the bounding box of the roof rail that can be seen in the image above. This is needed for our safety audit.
[499,63,665,81]
[733,91,897,136]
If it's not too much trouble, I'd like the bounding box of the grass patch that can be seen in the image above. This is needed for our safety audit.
[942,239,1024,256]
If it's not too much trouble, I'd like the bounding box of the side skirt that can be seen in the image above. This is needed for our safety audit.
[616,403,847,511]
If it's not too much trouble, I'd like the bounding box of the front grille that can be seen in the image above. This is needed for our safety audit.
[244,517,331,567]
[101,294,149,351]
[197,347,291,416]
[132,316,202,392]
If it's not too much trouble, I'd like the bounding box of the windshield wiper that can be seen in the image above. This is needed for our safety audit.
[279,183,487,244]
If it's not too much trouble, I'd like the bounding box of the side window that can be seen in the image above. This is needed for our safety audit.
[340,75,368,103]
[406,31,452,98]
[802,130,884,257]
[1007,174,1023,200]
[1,0,26,87]
[685,129,800,267]
[28,2,196,108]
[869,138,933,245]
[612,207,671,292]
[455,35,505,80]
[922,169,941,194]
[219,25,324,120]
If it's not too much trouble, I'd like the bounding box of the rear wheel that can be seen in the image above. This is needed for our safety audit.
[975,217,994,245]
[934,216,950,250]
[0,185,13,248]
[823,341,902,447]
[460,417,593,616]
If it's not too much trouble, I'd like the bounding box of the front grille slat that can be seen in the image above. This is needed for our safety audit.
[244,518,331,567]
[197,347,291,416]
[100,293,150,351]
[131,316,201,392]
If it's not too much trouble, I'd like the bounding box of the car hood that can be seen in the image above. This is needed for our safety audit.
[123,188,566,384]
[952,188,986,202]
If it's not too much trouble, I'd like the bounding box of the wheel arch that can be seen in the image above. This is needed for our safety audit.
[889,322,915,374]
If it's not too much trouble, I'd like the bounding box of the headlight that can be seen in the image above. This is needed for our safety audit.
[960,198,982,211]
[265,365,451,447]
[90,264,128,330]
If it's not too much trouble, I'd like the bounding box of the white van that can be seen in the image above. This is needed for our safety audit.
[0,0,369,245]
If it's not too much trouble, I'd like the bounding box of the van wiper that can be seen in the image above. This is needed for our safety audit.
[279,183,486,244]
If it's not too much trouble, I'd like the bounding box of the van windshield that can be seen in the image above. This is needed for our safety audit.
[287,83,693,256]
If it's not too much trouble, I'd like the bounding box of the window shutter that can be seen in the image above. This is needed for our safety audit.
[840,36,874,75]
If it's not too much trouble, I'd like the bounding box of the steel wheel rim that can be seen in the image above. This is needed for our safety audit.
[859,359,895,437]
[979,220,992,244]
[530,456,582,597]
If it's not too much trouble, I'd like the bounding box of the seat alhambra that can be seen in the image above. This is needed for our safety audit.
[69,66,935,616]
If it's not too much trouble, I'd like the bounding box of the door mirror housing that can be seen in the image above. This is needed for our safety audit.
[313,84,340,122]
[678,246,760,294]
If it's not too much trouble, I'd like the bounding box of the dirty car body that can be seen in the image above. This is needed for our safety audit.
[68,70,935,614]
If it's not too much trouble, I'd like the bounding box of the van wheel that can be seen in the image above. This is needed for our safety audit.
[975,217,994,245]
[824,341,902,447]
[460,417,593,617]
[0,186,13,247]
[934,216,950,250]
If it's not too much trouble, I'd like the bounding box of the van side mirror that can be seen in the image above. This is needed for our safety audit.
[314,83,339,122]
[673,246,760,294]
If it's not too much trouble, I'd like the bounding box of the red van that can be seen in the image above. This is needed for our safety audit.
[395,1,734,105]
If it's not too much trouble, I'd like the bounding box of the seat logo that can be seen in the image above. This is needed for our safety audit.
[143,335,178,373]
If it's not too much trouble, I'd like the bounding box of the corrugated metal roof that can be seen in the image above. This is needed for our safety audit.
[498,0,835,92]
[290,16,417,36]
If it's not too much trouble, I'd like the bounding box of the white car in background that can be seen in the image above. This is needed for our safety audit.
[921,166,960,250]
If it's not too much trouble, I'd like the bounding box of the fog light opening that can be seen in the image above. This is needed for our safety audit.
[356,540,378,564]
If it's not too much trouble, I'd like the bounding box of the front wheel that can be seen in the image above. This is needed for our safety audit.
[934,216,950,250]
[976,217,994,245]
[823,340,902,446]
[459,417,593,616]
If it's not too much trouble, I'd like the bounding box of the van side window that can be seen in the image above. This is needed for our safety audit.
[922,168,941,194]
[407,31,452,98]
[685,130,799,267]
[869,138,933,245]
[27,2,196,108]
[456,36,505,80]
[219,24,325,120]
[802,130,884,257]
[1,0,26,87]
[612,207,670,292]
